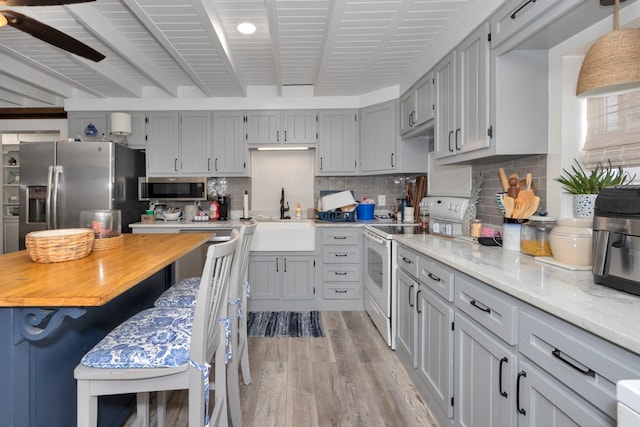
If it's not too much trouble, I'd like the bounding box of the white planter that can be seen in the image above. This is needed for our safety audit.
[573,194,597,218]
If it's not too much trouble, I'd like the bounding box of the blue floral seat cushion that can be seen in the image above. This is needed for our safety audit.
[154,277,202,308]
[81,307,194,369]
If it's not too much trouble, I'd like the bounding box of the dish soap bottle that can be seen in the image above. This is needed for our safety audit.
[295,202,302,219]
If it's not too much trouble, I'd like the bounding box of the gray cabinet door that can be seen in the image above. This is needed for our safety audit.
[246,111,280,145]
[455,312,516,427]
[68,112,108,140]
[396,269,419,367]
[283,111,317,145]
[248,254,281,300]
[317,110,358,175]
[360,100,396,172]
[126,112,147,150]
[434,51,456,160]
[400,91,415,135]
[414,72,434,127]
[180,112,212,175]
[457,23,490,155]
[282,255,315,300]
[517,359,612,427]
[146,112,180,175]
[417,284,454,418]
[213,111,247,175]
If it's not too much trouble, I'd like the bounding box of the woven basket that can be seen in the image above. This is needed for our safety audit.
[26,228,95,263]
[92,234,124,251]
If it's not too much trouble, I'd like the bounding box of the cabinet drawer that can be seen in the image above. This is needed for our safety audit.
[321,229,360,245]
[322,264,361,282]
[519,309,640,420]
[323,284,360,299]
[396,244,419,278]
[322,246,360,264]
[418,255,454,302]
[454,274,517,345]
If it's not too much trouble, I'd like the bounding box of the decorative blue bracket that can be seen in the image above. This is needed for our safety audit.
[14,308,87,343]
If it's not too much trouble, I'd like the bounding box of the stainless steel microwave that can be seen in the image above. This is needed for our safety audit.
[138,177,208,201]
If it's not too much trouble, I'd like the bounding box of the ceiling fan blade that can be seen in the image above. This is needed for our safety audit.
[0,0,95,6]
[0,10,105,62]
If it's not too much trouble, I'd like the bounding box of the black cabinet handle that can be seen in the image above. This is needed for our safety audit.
[283,257,287,272]
[455,128,461,151]
[401,256,412,264]
[333,236,347,240]
[334,253,348,257]
[284,130,287,142]
[427,272,441,282]
[208,158,211,171]
[499,357,508,398]
[390,153,395,167]
[214,158,217,171]
[416,289,422,314]
[470,299,491,313]
[335,289,348,294]
[517,371,526,415]
[448,130,454,152]
[320,156,323,170]
[275,257,279,272]
[409,284,414,308]
[174,158,178,172]
[511,0,537,20]
[552,349,596,377]
[334,272,348,276]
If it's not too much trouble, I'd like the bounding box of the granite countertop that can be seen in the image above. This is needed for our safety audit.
[394,233,640,356]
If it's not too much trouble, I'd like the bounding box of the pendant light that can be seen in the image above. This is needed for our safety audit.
[576,0,640,97]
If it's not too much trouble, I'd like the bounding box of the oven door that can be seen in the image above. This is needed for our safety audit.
[363,228,393,346]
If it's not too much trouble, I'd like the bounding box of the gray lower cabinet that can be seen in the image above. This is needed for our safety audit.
[320,227,363,309]
[395,242,637,427]
[455,311,517,427]
[396,246,454,427]
[248,252,316,311]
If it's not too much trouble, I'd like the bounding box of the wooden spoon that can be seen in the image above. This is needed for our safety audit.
[516,173,535,215]
[507,174,520,199]
[503,196,515,218]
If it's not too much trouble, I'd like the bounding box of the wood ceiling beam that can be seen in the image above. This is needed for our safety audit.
[65,3,177,97]
[0,107,66,119]
[265,0,283,96]
[190,0,246,96]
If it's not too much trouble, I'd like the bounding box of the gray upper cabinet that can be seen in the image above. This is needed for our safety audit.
[146,112,180,175]
[212,111,247,176]
[400,72,434,137]
[246,110,317,146]
[146,112,212,176]
[316,110,358,175]
[360,101,397,173]
[125,112,147,150]
[435,23,490,161]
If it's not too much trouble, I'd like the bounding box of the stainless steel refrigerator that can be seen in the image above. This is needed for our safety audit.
[19,140,146,249]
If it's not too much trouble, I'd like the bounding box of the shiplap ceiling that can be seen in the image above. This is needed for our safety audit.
[0,0,483,107]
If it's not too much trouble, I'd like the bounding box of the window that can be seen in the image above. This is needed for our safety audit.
[583,90,640,168]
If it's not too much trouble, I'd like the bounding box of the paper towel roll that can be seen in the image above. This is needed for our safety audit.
[243,191,249,218]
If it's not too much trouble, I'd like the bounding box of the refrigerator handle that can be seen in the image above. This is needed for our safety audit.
[46,166,54,229]
[48,165,63,229]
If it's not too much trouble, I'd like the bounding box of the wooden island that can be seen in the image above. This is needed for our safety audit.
[0,233,213,427]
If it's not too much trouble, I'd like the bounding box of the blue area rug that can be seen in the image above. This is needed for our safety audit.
[247,311,324,338]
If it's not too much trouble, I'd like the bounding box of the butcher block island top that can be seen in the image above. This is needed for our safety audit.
[0,233,213,307]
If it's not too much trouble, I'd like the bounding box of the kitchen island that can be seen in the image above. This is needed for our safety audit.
[0,233,214,427]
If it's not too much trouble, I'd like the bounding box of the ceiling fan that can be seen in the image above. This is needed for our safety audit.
[0,0,105,62]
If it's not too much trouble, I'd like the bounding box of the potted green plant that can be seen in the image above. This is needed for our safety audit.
[555,159,635,217]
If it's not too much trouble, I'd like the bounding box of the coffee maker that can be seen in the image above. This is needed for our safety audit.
[217,195,230,220]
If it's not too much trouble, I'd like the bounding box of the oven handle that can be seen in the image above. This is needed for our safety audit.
[364,229,389,246]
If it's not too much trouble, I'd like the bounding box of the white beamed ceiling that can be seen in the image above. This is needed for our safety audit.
[0,0,504,108]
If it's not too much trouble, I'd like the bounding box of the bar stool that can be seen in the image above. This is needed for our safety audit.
[154,219,257,427]
[74,230,239,427]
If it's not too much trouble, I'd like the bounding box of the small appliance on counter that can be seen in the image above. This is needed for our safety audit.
[592,186,640,296]
[422,196,470,237]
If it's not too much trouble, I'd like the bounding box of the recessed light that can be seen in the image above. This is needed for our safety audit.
[237,22,256,35]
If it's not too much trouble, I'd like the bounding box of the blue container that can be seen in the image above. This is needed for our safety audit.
[356,203,375,220]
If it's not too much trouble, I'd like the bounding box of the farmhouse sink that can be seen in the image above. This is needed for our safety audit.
[250,220,315,251]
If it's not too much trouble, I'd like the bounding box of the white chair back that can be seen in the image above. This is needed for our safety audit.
[190,229,239,365]
[228,219,257,302]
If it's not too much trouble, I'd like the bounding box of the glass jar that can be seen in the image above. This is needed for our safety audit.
[520,215,556,256]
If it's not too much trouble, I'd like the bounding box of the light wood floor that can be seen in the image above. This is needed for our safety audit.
[124,311,438,426]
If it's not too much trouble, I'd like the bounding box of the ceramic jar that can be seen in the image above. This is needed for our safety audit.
[548,217,593,266]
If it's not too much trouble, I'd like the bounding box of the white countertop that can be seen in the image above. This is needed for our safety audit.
[129,219,248,229]
[394,233,640,356]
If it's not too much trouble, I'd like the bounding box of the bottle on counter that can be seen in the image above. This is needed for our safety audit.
[295,202,302,219]
[209,200,220,220]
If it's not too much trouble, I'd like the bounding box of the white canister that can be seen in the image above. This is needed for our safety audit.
[549,217,593,266]
[403,207,415,223]
[503,218,526,252]
[184,205,198,221]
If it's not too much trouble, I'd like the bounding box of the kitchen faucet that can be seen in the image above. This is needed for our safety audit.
[280,187,290,219]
